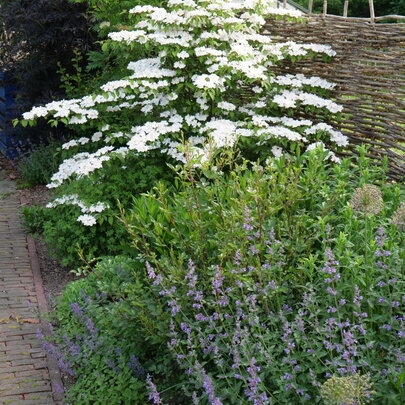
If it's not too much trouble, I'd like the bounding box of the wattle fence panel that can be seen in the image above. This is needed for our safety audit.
[264,15,405,180]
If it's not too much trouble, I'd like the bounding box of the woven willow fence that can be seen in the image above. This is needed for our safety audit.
[263,14,405,180]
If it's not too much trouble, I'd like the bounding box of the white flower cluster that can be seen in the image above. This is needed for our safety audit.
[21,0,347,226]
[273,90,343,113]
[305,123,348,147]
[272,74,336,90]
[22,98,99,122]
[127,58,177,79]
[306,141,341,163]
[108,30,146,44]
[48,147,113,188]
[46,194,108,212]
[192,74,226,90]
[202,119,238,148]
[46,194,109,226]
[77,214,97,226]
[262,41,336,62]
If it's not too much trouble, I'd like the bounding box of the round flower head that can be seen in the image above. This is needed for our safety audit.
[349,184,383,215]
[391,201,405,231]
[320,374,375,405]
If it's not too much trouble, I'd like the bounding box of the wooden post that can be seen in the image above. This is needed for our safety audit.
[283,0,287,8]
[323,0,328,16]
[368,0,375,23]
[343,0,349,17]
[308,0,313,14]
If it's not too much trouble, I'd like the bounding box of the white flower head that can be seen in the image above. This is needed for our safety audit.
[192,74,226,90]
[77,214,97,226]
[271,145,283,158]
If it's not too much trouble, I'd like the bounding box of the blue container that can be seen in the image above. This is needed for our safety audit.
[0,71,26,159]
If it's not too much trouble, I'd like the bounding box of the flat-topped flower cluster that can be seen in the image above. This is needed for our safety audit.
[22,0,348,225]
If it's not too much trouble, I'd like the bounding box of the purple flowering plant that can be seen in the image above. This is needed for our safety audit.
[50,148,403,404]
[43,257,148,404]
[115,148,404,404]
[139,226,403,404]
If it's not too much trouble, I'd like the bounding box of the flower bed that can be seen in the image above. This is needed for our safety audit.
[16,0,404,403]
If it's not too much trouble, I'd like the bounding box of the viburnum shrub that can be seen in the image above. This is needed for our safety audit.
[20,0,348,228]
[37,149,173,266]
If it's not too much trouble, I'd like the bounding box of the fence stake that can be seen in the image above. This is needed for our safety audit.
[368,0,375,23]
[308,0,313,14]
[283,0,287,8]
[343,0,349,17]
[323,0,328,16]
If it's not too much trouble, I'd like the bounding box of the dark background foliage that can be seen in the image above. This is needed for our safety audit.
[295,0,405,17]
[0,0,97,141]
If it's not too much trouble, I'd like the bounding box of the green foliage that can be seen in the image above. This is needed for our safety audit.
[21,205,49,235]
[123,147,401,278]
[51,147,404,404]
[295,0,404,16]
[388,0,405,15]
[18,139,65,186]
[49,257,147,404]
[120,148,404,404]
[40,151,173,267]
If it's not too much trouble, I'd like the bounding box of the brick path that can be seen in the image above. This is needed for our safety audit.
[0,170,60,404]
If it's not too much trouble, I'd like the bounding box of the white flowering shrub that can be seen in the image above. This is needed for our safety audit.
[21,0,348,226]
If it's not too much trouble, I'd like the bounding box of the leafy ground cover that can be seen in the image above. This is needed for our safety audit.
[14,0,404,404]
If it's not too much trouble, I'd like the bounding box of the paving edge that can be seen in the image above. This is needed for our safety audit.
[20,195,64,404]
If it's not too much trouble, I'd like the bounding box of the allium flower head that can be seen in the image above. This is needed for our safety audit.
[391,201,405,231]
[320,373,375,405]
[349,184,383,215]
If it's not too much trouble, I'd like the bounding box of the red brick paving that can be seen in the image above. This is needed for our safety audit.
[1,180,63,404]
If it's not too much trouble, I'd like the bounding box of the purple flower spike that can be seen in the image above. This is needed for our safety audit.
[70,302,83,318]
[146,262,156,280]
[353,285,363,307]
[326,287,337,296]
[244,357,268,404]
[146,374,162,404]
[243,206,255,232]
[212,266,224,293]
[201,369,223,405]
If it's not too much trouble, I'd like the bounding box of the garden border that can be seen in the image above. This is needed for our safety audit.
[20,194,64,404]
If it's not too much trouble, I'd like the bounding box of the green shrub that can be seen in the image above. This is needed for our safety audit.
[18,140,65,185]
[123,147,401,278]
[20,0,347,242]
[119,149,404,404]
[39,150,173,267]
[21,205,49,234]
[42,257,147,404]
[49,147,404,404]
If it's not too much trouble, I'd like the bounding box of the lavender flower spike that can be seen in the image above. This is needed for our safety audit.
[146,374,163,404]
[245,357,268,404]
[201,369,223,405]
